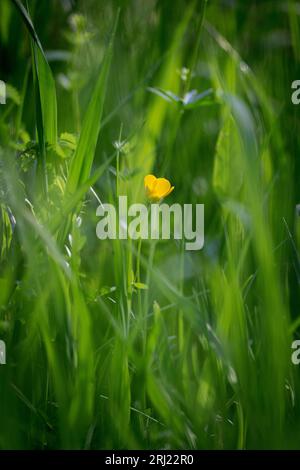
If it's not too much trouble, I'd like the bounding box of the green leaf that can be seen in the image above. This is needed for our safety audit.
[183,88,215,109]
[99,286,117,296]
[132,282,149,290]
[147,86,215,110]
[60,132,77,150]
[147,86,180,104]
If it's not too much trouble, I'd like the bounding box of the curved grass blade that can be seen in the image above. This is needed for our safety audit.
[12,0,43,52]
[13,0,57,146]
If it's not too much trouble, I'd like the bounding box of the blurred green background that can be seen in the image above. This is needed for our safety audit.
[0,0,300,449]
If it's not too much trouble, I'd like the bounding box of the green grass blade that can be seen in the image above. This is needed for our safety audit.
[13,0,57,146]
[34,45,57,145]
[66,11,120,195]
[49,152,116,234]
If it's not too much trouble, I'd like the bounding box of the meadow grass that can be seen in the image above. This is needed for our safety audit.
[0,0,299,449]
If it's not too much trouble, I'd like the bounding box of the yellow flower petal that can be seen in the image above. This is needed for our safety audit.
[144,174,157,191]
[152,178,171,199]
[166,186,174,197]
[144,174,174,201]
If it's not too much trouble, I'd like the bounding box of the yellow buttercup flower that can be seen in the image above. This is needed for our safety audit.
[144,174,174,201]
